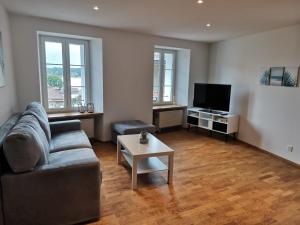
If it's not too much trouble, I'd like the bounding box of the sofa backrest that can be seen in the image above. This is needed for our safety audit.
[24,102,51,143]
[0,113,22,174]
[3,115,50,173]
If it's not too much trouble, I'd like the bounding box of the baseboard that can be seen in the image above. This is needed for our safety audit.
[239,139,300,168]
[156,125,183,133]
[187,127,300,167]
[90,138,111,144]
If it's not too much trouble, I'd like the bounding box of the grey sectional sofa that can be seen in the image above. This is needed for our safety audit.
[0,102,101,225]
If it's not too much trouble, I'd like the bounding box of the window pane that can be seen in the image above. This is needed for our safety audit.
[71,87,86,107]
[154,52,160,61]
[71,65,86,107]
[69,44,85,65]
[153,52,161,103]
[164,70,173,86]
[45,42,63,64]
[163,86,172,102]
[164,53,174,70]
[46,65,65,109]
[153,86,160,103]
[70,66,86,86]
[153,58,161,87]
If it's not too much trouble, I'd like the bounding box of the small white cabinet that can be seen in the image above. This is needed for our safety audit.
[187,107,239,137]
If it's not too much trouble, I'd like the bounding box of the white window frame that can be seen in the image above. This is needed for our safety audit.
[153,49,176,105]
[39,35,91,112]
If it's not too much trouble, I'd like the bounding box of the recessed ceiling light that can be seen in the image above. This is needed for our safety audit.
[206,23,211,27]
[93,6,100,11]
[197,0,204,4]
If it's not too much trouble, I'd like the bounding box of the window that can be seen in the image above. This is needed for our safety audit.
[153,49,176,105]
[39,35,90,112]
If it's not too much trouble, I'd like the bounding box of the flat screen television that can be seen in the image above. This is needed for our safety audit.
[193,83,231,112]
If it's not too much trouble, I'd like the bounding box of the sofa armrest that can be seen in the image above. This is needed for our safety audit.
[49,119,81,135]
[1,148,101,225]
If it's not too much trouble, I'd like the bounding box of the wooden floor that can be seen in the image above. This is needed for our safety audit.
[88,130,300,225]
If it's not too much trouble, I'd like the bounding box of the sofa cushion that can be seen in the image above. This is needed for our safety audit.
[3,115,49,173]
[44,148,100,170]
[50,130,92,153]
[25,102,51,143]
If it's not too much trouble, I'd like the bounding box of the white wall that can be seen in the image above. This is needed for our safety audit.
[176,49,191,106]
[10,14,209,141]
[90,38,104,114]
[0,5,18,125]
[188,48,209,106]
[209,24,300,164]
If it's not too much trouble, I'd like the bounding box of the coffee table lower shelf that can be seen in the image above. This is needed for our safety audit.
[121,150,168,174]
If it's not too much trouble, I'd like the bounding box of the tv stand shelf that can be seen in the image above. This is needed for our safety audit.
[187,107,239,138]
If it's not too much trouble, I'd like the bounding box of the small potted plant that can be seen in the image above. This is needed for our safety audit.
[139,131,148,144]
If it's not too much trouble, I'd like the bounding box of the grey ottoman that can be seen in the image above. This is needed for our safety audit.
[111,120,156,143]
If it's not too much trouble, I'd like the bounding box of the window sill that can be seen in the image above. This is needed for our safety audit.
[47,111,103,122]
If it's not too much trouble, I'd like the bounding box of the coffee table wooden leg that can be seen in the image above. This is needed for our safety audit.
[117,140,121,165]
[132,157,138,190]
[168,154,174,184]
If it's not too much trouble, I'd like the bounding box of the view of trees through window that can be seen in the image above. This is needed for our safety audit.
[41,37,89,111]
[46,66,85,108]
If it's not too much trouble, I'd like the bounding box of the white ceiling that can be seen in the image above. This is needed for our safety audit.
[1,0,300,42]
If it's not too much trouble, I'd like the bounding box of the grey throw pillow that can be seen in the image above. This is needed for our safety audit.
[25,102,51,143]
[3,115,49,173]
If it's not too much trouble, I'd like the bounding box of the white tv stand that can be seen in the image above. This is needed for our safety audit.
[187,107,239,140]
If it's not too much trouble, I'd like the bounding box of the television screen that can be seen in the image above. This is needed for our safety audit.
[193,83,231,112]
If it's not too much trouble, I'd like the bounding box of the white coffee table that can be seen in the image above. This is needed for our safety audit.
[117,134,174,190]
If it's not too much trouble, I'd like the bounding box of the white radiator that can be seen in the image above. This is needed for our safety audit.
[80,119,94,138]
[158,110,183,128]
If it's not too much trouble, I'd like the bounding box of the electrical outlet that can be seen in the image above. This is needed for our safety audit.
[287,145,294,152]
